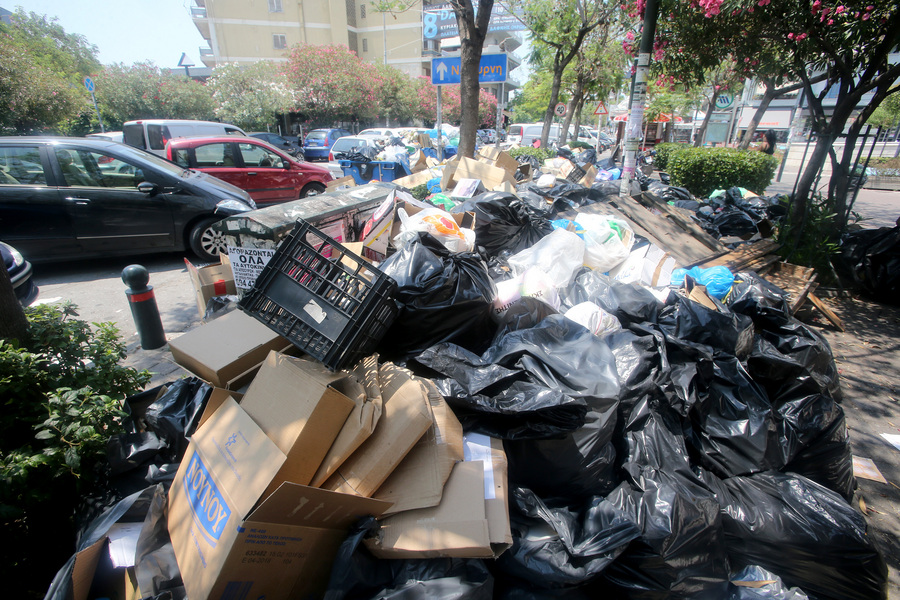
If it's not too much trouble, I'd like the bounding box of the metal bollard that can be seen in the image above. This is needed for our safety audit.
[122,264,167,350]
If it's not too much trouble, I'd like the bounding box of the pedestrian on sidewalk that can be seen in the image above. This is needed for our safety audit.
[757,129,777,155]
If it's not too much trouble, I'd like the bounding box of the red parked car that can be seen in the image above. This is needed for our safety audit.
[166,136,332,206]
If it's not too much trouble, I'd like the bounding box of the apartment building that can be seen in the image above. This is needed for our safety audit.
[190,0,523,80]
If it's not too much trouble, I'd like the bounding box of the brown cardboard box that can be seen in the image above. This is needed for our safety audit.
[310,354,384,487]
[168,310,291,389]
[441,156,515,192]
[392,165,442,191]
[168,395,389,600]
[327,175,357,190]
[184,257,236,319]
[240,351,359,493]
[364,433,512,559]
[322,363,433,497]
[476,146,519,178]
[373,378,463,514]
[559,159,586,183]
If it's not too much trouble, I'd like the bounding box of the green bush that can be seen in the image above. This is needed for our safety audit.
[654,142,689,171]
[667,147,779,197]
[1,302,150,599]
[508,146,556,163]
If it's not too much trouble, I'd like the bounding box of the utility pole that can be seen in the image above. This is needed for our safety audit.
[619,0,659,196]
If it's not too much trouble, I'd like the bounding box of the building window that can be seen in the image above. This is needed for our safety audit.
[268,0,282,13]
[360,4,366,18]
[273,34,287,49]
[362,38,368,53]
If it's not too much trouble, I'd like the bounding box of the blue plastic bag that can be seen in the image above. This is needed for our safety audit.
[670,265,734,299]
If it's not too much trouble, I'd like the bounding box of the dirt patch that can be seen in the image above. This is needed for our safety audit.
[806,293,900,597]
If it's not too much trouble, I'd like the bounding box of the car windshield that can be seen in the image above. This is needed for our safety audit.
[306,131,327,141]
[330,138,370,154]
[98,143,188,176]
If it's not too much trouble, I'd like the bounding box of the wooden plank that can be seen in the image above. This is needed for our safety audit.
[639,192,723,251]
[700,240,781,270]
[809,293,846,332]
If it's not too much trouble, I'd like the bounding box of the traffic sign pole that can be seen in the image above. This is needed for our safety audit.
[84,77,105,133]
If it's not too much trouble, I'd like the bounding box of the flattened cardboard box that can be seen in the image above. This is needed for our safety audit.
[240,351,359,494]
[184,257,236,319]
[373,377,463,514]
[322,363,433,497]
[476,146,520,178]
[168,310,291,389]
[441,156,515,192]
[168,395,389,600]
[364,433,512,559]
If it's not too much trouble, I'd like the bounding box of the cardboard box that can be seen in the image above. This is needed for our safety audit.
[168,395,390,600]
[184,257,236,319]
[450,177,485,200]
[322,363,433,497]
[168,310,291,389]
[559,159,586,183]
[364,433,512,559]
[441,156,515,192]
[476,146,519,178]
[240,351,359,492]
[608,243,677,287]
[326,175,357,190]
[392,165,443,191]
[516,162,533,183]
[310,353,384,487]
[373,378,463,514]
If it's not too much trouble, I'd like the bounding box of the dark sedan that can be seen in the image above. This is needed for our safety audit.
[0,137,256,263]
[249,132,304,159]
[1,241,38,305]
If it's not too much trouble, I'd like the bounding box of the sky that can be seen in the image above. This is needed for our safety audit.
[9,0,208,68]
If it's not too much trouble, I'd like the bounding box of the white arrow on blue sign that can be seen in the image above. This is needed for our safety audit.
[431,53,507,86]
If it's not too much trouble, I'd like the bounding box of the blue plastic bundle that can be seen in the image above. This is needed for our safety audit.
[670,265,735,299]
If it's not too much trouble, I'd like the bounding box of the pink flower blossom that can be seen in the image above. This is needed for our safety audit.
[626,31,635,40]
[862,11,870,19]
[835,5,845,13]
[787,32,795,39]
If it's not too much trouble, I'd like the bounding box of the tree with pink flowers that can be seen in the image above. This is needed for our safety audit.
[637,0,899,237]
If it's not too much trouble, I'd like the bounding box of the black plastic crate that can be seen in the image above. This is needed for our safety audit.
[238,220,398,371]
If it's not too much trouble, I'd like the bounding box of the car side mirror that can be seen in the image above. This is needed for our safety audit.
[137,181,158,195]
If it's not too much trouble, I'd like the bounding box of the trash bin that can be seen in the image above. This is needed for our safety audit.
[339,160,411,185]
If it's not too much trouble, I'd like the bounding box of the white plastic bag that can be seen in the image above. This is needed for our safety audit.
[508,228,585,289]
[564,302,621,336]
[394,207,475,253]
[574,213,635,273]
[492,267,560,320]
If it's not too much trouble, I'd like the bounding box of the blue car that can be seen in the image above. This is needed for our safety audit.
[303,128,352,161]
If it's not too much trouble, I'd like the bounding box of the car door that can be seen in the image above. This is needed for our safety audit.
[234,141,295,205]
[52,146,175,255]
[187,141,245,190]
[0,143,79,261]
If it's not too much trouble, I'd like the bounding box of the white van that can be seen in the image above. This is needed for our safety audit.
[507,123,561,147]
[122,119,247,157]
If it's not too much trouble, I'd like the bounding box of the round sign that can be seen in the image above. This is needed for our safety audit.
[554,102,567,117]
[715,93,734,109]
[84,77,95,92]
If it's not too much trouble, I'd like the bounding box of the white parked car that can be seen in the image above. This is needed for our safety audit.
[328,135,383,161]
[358,128,400,140]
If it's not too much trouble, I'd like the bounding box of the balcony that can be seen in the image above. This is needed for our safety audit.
[191,6,206,17]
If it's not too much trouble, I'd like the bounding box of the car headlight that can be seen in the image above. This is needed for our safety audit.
[216,198,256,212]
[8,245,25,268]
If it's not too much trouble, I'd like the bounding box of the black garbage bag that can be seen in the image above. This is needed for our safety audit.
[591,180,622,200]
[600,405,731,599]
[556,147,575,161]
[836,225,900,303]
[452,193,554,257]
[345,146,378,162]
[378,233,497,359]
[108,379,212,495]
[672,199,701,211]
[492,296,559,343]
[661,186,694,203]
[657,291,755,359]
[727,271,792,329]
[541,180,608,208]
[516,154,542,172]
[558,269,616,311]
[699,470,888,600]
[514,188,555,217]
[134,485,186,599]
[495,488,641,588]
[412,314,620,440]
[576,148,597,165]
[326,517,493,600]
[713,208,759,238]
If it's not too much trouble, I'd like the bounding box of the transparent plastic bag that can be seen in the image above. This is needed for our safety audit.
[394,206,475,253]
[574,213,634,272]
[564,301,621,336]
[508,228,585,289]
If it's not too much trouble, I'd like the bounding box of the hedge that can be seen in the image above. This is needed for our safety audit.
[508,146,557,163]
[654,142,689,171]
[667,147,779,197]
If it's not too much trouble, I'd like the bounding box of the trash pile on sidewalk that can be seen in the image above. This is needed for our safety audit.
[46,144,888,600]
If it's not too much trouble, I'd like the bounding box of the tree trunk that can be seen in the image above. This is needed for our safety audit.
[573,95,586,140]
[738,87,776,150]
[0,264,28,343]
[541,56,566,147]
[693,90,720,147]
[559,73,585,146]
[451,0,493,158]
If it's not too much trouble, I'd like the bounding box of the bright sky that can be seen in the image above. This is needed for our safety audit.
[8,0,207,68]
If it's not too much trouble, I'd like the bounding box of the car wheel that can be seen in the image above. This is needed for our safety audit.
[189,217,227,262]
[300,182,326,198]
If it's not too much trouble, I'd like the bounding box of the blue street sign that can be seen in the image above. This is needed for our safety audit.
[431,53,507,86]
[84,77,95,92]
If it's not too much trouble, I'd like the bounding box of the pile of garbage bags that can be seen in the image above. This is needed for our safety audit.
[47,157,889,600]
